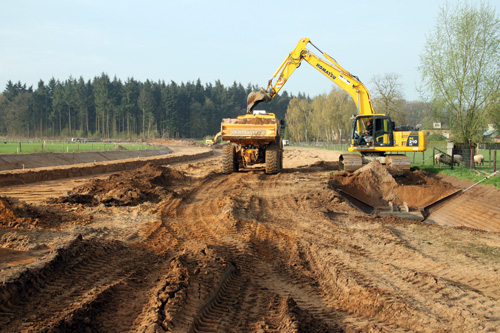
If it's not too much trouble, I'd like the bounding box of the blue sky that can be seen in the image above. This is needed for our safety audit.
[0,0,482,101]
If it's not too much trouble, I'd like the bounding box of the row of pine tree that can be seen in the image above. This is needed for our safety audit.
[0,74,298,139]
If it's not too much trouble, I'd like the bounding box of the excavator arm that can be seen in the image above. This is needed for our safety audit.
[247,38,426,172]
[247,38,375,115]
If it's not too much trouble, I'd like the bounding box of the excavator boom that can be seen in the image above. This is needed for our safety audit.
[246,38,375,115]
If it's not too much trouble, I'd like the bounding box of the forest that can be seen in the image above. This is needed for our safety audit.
[0,74,297,140]
[0,73,433,143]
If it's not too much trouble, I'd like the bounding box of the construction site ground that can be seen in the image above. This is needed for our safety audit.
[0,143,499,332]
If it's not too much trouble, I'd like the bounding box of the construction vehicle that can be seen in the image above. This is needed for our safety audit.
[218,111,284,174]
[206,132,222,146]
[247,38,426,172]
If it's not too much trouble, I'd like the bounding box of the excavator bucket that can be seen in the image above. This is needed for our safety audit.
[247,89,271,114]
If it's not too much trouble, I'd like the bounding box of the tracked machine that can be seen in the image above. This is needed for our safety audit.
[218,111,285,174]
[247,38,426,172]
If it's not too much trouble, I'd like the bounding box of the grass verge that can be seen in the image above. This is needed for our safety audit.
[420,166,500,189]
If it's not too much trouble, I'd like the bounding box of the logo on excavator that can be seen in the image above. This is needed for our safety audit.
[407,135,419,146]
[316,63,336,80]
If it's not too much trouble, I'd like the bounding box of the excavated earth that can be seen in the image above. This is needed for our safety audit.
[0,145,499,332]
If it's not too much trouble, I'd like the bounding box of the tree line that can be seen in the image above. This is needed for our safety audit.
[0,73,431,144]
[0,74,296,139]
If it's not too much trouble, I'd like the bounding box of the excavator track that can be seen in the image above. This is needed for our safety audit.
[339,154,363,172]
[385,154,411,170]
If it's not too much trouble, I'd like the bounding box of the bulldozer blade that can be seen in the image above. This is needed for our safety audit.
[336,189,375,214]
[247,90,271,114]
[420,190,463,221]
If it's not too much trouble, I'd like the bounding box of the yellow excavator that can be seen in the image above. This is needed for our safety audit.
[248,38,426,171]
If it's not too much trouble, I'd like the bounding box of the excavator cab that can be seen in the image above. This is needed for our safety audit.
[351,115,394,148]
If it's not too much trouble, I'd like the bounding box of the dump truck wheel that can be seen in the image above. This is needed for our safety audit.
[222,144,237,174]
[265,143,279,174]
[279,141,284,171]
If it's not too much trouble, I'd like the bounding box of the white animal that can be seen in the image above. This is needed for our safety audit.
[434,154,442,165]
[474,154,484,166]
[434,153,459,166]
[453,154,463,165]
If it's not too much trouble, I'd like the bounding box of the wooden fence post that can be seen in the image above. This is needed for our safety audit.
[494,150,497,172]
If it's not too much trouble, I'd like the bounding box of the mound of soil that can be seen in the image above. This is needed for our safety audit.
[55,163,185,207]
[0,232,32,251]
[0,196,45,228]
[112,145,127,151]
[330,161,456,208]
[0,196,82,229]
[0,197,18,223]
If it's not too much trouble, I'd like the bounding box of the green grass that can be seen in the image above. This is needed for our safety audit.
[411,141,500,189]
[420,166,500,188]
[0,142,156,154]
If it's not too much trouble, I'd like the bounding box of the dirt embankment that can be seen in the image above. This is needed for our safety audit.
[0,147,173,171]
[0,146,212,186]
[0,147,499,332]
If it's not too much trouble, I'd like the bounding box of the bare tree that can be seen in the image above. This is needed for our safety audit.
[419,1,500,144]
[371,73,405,125]
[285,98,312,143]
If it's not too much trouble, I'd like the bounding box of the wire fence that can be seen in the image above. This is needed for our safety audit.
[290,141,499,172]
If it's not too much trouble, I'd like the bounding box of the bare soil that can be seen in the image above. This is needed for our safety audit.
[0,145,499,332]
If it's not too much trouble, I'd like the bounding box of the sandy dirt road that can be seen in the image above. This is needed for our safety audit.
[0,146,499,332]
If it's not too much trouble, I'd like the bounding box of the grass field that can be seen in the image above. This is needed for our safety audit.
[0,142,156,154]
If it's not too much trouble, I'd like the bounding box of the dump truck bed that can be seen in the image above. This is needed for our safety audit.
[221,113,279,145]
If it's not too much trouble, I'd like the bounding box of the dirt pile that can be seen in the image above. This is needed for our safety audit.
[112,145,127,151]
[330,160,457,208]
[0,196,48,229]
[0,197,18,223]
[54,163,185,206]
[229,117,276,125]
[0,232,33,251]
[0,196,89,229]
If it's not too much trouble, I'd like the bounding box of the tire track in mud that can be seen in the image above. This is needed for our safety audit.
[149,170,342,331]
[167,165,500,332]
[2,149,500,331]
[0,237,165,332]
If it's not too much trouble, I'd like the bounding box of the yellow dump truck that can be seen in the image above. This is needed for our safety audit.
[220,111,284,174]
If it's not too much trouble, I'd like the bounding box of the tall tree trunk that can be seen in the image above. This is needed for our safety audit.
[142,108,145,139]
[68,105,71,136]
[85,107,89,136]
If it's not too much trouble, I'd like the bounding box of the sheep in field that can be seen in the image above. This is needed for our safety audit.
[434,154,442,165]
[474,154,484,166]
[435,153,462,166]
[453,154,463,165]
